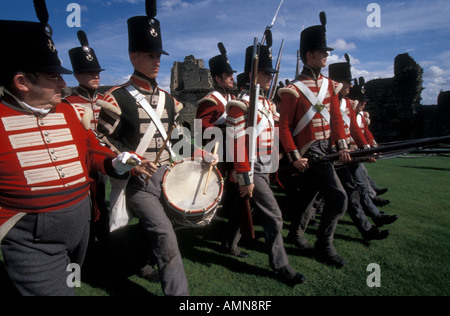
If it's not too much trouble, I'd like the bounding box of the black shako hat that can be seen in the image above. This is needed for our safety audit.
[348,77,369,102]
[209,42,236,79]
[329,54,352,83]
[300,11,334,60]
[237,72,249,91]
[244,45,278,74]
[69,30,105,74]
[127,0,168,55]
[0,0,72,78]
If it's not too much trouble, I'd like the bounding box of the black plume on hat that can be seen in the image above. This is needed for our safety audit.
[128,0,168,55]
[0,0,72,80]
[69,30,104,73]
[300,11,334,60]
[209,42,236,79]
[328,53,352,83]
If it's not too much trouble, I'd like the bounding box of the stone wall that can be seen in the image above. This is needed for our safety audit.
[170,55,214,132]
[364,53,428,142]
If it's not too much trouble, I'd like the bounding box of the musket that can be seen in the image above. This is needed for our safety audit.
[240,38,260,239]
[268,38,284,102]
[295,49,301,79]
[311,135,450,165]
[260,0,284,45]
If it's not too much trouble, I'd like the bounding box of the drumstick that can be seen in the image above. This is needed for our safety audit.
[88,148,138,166]
[203,141,219,195]
[145,124,177,183]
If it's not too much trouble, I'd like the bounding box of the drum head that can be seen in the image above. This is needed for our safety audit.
[163,159,223,215]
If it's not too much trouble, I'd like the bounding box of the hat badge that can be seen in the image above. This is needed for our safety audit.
[82,45,94,61]
[47,39,56,52]
[149,27,158,38]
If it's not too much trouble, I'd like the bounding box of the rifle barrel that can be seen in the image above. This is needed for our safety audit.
[313,135,450,163]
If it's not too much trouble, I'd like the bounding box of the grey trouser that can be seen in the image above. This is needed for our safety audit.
[1,196,91,296]
[224,162,291,272]
[127,166,189,296]
[352,163,382,220]
[290,141,348,255]
[336,165,373,234]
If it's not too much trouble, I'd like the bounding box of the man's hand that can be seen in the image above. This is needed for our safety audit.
[293,158,309,172]
[338,149,352,163]
[134,159,158,178]
[239,183,255,198]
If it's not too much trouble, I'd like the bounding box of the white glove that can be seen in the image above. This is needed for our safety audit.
[112,152,141,175]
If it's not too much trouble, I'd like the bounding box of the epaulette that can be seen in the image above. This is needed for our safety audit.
[278,85,300,99]
[96,99,122,116]
[160,87,184,114]
[198,93,218,106]
[95,83,129,116]
[226,100,248,114]
[81,107,93,130]
[330,79,343,95]
[60,100,93,131]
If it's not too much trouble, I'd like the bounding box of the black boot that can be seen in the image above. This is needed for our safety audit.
[275,266,306,287]
[372,197,391,207]
[374,214,398,227]
[362,227,390,241]
[375,187,389,196]
[314,243,347,268]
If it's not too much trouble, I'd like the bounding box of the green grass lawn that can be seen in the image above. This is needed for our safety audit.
[1,155,449,296]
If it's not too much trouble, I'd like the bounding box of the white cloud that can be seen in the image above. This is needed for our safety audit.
[330,39,356,51]
[425,66,444,78]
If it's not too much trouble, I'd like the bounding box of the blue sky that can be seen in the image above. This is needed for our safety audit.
[2,0,450,104]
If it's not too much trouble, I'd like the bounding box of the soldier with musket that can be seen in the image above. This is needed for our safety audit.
[278,12,351,268]
[225,42,306,286]
[328,57,392,241]
[0,0,140,295]
[96,0,217,296]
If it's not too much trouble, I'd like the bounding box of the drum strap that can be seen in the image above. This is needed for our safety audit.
[126,85,176,158]
[0,212,27,243]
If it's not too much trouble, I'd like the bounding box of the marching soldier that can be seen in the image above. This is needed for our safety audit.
[96,0,217,296]
[328,57,391,240]
[348,80,397,224]
[65,30,109,241]
[278,12,351,267]
[0,0,139,296]
[196,43,249,258]
[196,42,236,147]
[225,43,306,286]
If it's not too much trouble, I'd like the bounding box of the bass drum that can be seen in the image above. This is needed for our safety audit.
[162,158,224,228]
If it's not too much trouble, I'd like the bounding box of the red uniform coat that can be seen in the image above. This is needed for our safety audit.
[0,99,113,227]
[356,110,377,147]
[338,97,371,150]
[226,92,278,185]
[64,85,105,132]
[278,72,348,158]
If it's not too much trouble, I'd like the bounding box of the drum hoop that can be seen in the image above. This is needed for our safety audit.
[162,158,224,215]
